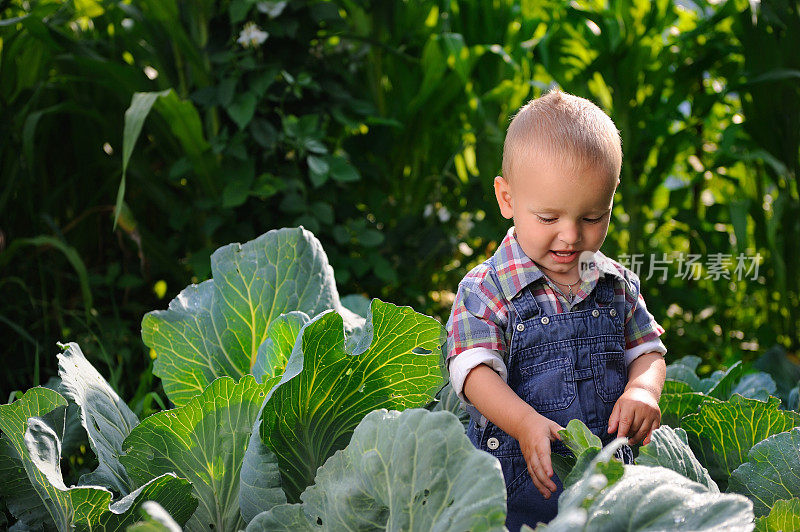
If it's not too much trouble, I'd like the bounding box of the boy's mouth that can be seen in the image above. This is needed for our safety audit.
[550,250,578,263]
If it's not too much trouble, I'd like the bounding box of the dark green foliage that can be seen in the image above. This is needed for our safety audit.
[1,0,799,454]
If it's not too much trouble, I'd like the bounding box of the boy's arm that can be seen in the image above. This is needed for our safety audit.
[463,364,563,498]
[626,351,666,400]
[608,351,666,445]
[462,363,538,441]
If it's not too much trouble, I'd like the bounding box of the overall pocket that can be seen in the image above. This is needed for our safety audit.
[590,351,626,402]
[518,357,576,413]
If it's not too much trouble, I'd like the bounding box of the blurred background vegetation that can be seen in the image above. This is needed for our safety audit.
[1,0,799,409]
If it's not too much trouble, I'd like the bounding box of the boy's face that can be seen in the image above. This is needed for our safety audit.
[494,151,618,284]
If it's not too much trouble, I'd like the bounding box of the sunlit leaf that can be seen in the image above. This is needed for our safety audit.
[57,342,139,495]
[248,409,506,531]
[728,427,800,517]
[682,395,800,490]
[259,300,444,502]
[142,227,340,406]
[636,425,718,492]
[121,376,275,532]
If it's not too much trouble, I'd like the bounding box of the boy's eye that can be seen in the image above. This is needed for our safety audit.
[536,215,557,224]
[583,216,604,223]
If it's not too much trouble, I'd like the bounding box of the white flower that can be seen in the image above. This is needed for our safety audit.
[256,1,288,18]
[120,18,134,30]
[437,206,451,223]
[237,22,268,49]
[423,204,434,218]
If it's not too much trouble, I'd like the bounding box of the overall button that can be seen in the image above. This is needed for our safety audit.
[541,316,550,325]
[610,308,617,317]
[516,323,525,332]
[591,309,600,317]
[487,437,500,450]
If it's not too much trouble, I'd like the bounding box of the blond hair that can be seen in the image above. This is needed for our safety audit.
[502,89,622,183]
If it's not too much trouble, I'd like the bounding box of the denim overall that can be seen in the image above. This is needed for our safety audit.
[466,275,635,531]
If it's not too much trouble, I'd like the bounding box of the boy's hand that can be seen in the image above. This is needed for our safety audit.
[515,411,564,499]
[608,386,661,445]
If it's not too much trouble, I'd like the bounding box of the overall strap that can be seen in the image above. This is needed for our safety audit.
[592,275,615,306]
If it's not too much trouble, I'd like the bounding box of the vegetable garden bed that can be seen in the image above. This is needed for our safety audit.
[1,227,799,531]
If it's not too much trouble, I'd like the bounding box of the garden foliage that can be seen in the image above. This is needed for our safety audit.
[1,227,800,531]
[3,0,800,407]
[3,0,800,529]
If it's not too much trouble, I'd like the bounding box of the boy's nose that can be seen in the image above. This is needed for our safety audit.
[558,223,582,245]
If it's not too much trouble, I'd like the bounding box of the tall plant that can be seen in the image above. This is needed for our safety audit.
[725,0,800,349]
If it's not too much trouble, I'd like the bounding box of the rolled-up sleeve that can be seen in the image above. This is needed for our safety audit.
[446,277,508,361]
[623,285,667,366]
[448,347,508,404]
[445,271,512,403]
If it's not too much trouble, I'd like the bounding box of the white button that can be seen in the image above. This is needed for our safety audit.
[592,309,600,317]
[610,309,617,317]
[516,323,525,332]
[541,316,550,325]
[487,437,500,450]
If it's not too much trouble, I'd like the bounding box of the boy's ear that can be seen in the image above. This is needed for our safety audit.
[494,176,514,219]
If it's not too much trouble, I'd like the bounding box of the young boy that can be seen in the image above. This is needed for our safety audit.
[446,89,667,531]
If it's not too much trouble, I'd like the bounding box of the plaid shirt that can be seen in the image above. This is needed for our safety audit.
[446,227,666,366]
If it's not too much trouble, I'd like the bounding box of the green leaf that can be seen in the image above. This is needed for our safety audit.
[116,90,170,229]
[248,409,506,531]
[754,499,800,532]
[251,311,309,384]
[57,342,139,495]
[731,372,777,402]
[142,227,341,406]
[307,155,329,187]
[121,376,273,532]
[728,427,800,517]
[674,356,702,372]
[328,156,360,183]
[549,419,605,488]
[239,422,287,525]
[538,439,627,529]
[658,391,708,428]
[0,387,67,529]
[540,438,753,531]
[0,388,196,531]
[259,300,444,502]
[0,435,45,526]
[226,92,258,130]
[665,363,702,391]
[74,0,104,18]
[635,425,718,492]
[358,228,384,247]
[126,501,182,532]
[704,361,745,399]
[118,89,215,228]
[547,465,754,531]
[428,381,469,429]
[754,345,800,400]
[153,90,213,175]
[559,418,603,456]
[663,379,695,394]
[682,395,800,490]
[339,294,371,318]
[789,384,800,411]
